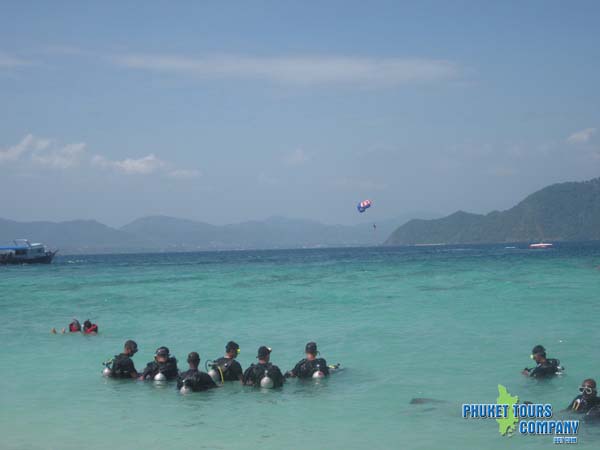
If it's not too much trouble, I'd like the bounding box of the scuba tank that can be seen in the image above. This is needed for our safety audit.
[205,360,224,384]
[546,358,564,375]
[208,368,220,383]
[312,363,325,379]
[180,379,192,395]
[260,369,274,388]
[154,372,166,382]
[102,359,113,377]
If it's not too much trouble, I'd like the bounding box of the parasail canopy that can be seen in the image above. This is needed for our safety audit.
[357,199,372,213]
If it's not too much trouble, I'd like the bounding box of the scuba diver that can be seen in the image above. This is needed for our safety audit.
[177,352,218,393]
[140,346,179,381]
[104,340,139,379]
[285,342,330,379]
[242,346,284,389]
[521,345,563,379]
[565,379,600,413]
[83,319,98,334]
[207,341,244,383]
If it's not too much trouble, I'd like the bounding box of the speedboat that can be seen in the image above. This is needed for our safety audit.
[529,242,553,249]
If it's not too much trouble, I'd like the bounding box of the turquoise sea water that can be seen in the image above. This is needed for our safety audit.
[2,244,600,449]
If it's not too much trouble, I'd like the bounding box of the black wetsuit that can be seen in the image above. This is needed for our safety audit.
[212,357,243,381]
[242,362,284,388]
[110,353,137,379]
[142,357,179,380]
[584,405,600,423]
[567,395,600,414]
[288,358,330,379]
[527,358,562,379]
[177,369,218,392]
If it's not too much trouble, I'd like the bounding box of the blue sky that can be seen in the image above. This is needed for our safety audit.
[1,1,599,226]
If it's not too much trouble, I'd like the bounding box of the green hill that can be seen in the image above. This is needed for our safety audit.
[385,177,600,245]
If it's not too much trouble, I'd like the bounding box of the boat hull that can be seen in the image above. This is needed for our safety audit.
[0,251,56,265]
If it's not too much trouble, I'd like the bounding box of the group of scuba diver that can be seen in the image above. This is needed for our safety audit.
[50,318,98,335]
[103,339,340,393]
[521,344,600,420]
[55,319,599,414]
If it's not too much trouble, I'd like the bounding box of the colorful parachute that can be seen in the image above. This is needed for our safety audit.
[357,199,372,213]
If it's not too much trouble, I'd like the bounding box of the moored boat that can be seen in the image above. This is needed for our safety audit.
[0,239,57,264]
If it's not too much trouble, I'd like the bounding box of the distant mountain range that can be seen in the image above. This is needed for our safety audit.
[8,177,599,253]
[0,212,437,254]
[385,177,600,245]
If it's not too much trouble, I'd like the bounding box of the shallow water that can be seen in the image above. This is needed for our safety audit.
[1,244,600,449]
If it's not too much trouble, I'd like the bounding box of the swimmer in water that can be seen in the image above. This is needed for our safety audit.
[521,345,563,378]
[285,342,330,379]
[54,318,81,334]
[140,347,179,381]
[105,340,139,379]
[565,379,600,413]
[208,341,244,383]
[83,319,98,334]
[177,352,218,393]
[242,346,284,388]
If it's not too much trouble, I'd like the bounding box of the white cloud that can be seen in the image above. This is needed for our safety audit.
[283,148,310,166]
[567,128,596,144]
[92,153,166,175]
[0,134,36,163]
[2,134,198,177]
[92,153,199,179]
[31,142,86,169]
[0,134,84,168]
[113,54,460,86]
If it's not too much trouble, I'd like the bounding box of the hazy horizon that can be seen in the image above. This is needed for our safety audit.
[0,210,440,229]
[2,2,599,228]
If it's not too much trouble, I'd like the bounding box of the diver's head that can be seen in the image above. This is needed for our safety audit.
[69,318,81,332]
[226,341,240,359]
[84,319,92,329]
[155,346,170,363]
[257,346,272,363]
[187,351,200,369]
[579,379,597,399]
[124,340,138,356]
[305,342,318,361]
[530,345,547,363]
